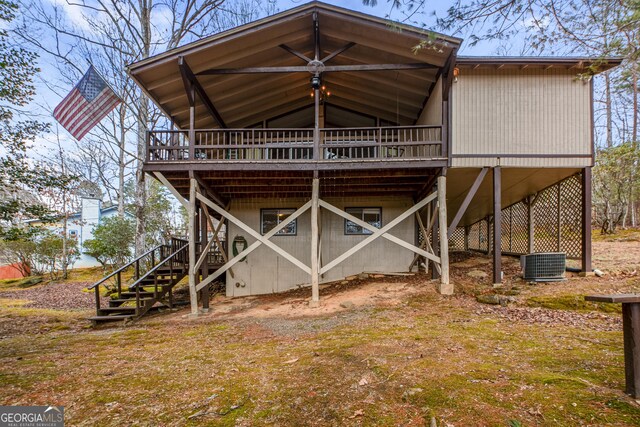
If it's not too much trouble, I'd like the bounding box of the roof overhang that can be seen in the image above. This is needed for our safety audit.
[127,1,461,129]
[456,56,623,72]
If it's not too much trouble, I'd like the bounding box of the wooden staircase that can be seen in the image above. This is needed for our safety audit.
[88,238,189,324]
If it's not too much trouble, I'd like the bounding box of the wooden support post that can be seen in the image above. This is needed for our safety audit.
[437,174,451,294]
[188,178,199,316]
[188,86,196,161]
[622,303,640,398]
[493,167,502,285]
[310,177,320,307]
[527,195,535,253]
[447,167,488,238]
[582,167,592,272]
[200,202,210,311]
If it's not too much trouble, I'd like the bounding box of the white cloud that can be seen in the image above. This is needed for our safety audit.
[46,0,97,32]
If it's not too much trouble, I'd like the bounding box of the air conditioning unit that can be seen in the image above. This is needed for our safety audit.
[520,252,566,282]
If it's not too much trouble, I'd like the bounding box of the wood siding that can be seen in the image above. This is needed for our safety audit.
[226,196,415,296]
[451,68,592,168]
[416,77,442,126]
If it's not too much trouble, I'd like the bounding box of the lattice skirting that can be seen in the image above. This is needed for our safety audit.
[459,173,583,259]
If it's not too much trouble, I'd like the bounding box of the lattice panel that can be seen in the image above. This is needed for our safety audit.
[534,183,560,253]
[510,202,529,254]
[558,174,582,258]
[501,206,511,253]
[462,173,583,259]
[450,227,466,250]
[467,218,489,252]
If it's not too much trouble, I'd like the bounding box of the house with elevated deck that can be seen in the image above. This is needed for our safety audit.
[88,2,621,322]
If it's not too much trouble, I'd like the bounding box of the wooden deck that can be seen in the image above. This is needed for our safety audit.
[144,125,446,171]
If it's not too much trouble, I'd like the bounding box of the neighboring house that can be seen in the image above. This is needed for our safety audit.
[66,197,129,268]
[126,2,621,315]
[27,196,129,269]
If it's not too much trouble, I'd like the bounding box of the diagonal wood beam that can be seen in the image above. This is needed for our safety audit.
[179,59,195,107]
[197,63,439,75]
[320,191,438,275]
[416,174,438,201]
[195,196,312,292]
[199,206,234,278]
[279,44,312,63]
[153,172,188,209]
[322,42,356,63]
[194,237,214,271]
[447,167,488,238]
[319,200,440,264]
[194,173,227,208]
[409,211,441,274]
[178,56,227,128]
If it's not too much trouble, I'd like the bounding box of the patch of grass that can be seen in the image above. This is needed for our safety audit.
[526,294,622,313]
[593,227,640,242]
[0,298,30,307]
[0,276,43,290]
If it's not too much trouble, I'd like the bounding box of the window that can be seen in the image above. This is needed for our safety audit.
[345,207,382,235]
[261,208,297,236]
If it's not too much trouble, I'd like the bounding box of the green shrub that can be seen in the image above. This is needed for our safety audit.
[83,216,135,269]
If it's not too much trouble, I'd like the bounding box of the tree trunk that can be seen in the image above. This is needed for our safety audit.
[632,62,638,145]
[134,0,152,256]
[118,105,126,217]
[605,71,613,148]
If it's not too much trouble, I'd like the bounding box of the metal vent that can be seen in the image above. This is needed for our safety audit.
[521,252,566,282]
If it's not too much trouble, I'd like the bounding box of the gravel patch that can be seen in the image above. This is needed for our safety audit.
[476,305,622,332]
[0,281,106,310]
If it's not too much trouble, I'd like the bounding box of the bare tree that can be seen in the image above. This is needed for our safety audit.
[16,0,276,256]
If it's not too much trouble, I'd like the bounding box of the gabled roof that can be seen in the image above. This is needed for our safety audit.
[127,1,461,129]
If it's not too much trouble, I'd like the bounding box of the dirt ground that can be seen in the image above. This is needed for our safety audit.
[1,237,640,426]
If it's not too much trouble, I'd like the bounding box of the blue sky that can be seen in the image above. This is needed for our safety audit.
[24,0,514,168]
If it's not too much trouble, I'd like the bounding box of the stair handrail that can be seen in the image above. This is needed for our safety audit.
[88,244,162,290]
[128,242,188,291]
[90,244,165,315]
[128,242,189,316]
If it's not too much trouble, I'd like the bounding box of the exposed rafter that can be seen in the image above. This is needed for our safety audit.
[197,63,439,75]
[322,42,356,63]
[178,56,227,128]
[278,44,312,63]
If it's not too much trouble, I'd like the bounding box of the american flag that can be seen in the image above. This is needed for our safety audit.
[53,66,122,141]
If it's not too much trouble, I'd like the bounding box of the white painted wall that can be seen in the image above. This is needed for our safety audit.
[225,196,416,296]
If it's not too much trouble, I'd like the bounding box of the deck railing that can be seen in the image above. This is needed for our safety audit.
[147,125,443,163]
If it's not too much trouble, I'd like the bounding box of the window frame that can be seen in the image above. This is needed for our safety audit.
[260,208,298,236]
[344,207,382,235]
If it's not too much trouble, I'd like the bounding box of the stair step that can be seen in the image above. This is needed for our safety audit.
[120,291,157,297]
[109,297,153,307]
[98,307,137,314]
[139,278,173,284]
[89,314,134,323]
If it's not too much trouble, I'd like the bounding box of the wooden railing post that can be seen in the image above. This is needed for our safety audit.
[117,271,122,299]
[145,130,151,162]
[94,286,100,312]
[135,285,140,316]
